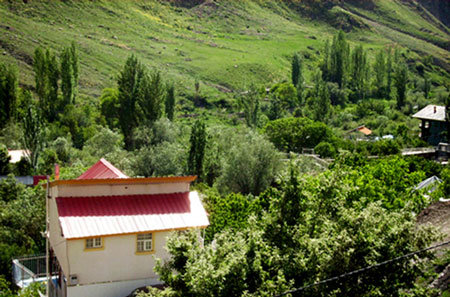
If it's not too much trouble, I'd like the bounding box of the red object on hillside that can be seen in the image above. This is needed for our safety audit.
[77,158,128,180]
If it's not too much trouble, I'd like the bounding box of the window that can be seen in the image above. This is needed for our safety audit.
[137,233,153,253]
[85,237,102,249]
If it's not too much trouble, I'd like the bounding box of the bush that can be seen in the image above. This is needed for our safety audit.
[314,141,337,158]
[264,117,335,153]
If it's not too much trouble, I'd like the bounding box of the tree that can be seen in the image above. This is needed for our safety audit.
[291,53,302,87]
[394,63,408,109]
[217,131,280,195]
[34,48,60,122]
[117,55,145,149]
[237,85,261,128]
[188,120,207,179]
[0,63,18,129]
[60,42,78,106]
[138,70,164,125]
[165,83,175,121]
[312,70,332,122]
[329,31,350,88]
[264,117,334,153]
[99,88,120,129]
[20,91,45,172]
[349,45,369,102]
[386,48,393,97]
[0,145,11,175]
[373,50,386,98]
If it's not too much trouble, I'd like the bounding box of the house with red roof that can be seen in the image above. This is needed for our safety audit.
[46,159,209,297]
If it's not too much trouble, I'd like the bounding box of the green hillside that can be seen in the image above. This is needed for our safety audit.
[1,0,448,103]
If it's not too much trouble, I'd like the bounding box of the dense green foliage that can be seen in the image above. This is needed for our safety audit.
[144,156,440,297]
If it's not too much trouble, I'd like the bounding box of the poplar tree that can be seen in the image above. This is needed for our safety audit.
[373,50,386,98]
[394,63,408,109]
[138,70,164,125]
[0,63,18,128]
[188,120,206,180]
[165,83,175,121]
[330,31,349,88]
[60,42,79,106]
[117,55,145,150]
[386,48,393,98]
[291,53,301,86]
[350,45,368,102]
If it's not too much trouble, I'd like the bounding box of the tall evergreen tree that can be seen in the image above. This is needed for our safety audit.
[117,55,145,150]
[188,120,207,180]
[394,63,408,109]
[0,63,18,129]
[46,49,60,120]
[165,83,175,121]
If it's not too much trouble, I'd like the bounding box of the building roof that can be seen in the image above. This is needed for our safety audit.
[56,191,209,239]
[77,158,128,180]
[412,105,446,122]
[347,125,372,136]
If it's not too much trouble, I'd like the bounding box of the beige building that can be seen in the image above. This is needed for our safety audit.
[47,159,209,297]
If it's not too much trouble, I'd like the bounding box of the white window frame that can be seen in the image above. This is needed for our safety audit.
[136,233,153,253]
[85,237,102,249]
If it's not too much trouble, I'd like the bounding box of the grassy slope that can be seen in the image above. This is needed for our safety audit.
[0,0,448,109]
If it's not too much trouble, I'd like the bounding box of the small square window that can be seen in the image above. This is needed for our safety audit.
[137,233,153,252]
[86,237,102,249]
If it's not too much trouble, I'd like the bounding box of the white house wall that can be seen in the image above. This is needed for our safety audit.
[66,231,171,286]
[67,277,161,297]
[55,182,190,197]
[48,195,69,276]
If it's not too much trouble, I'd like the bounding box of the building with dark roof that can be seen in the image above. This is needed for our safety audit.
[412,105,448,146]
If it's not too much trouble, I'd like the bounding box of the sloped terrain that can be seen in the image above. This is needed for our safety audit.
[0,0,448,100]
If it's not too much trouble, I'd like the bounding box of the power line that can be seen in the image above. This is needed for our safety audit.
[274,240,450,297]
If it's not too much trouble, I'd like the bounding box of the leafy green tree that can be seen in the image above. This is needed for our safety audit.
[217,131,280,195]
[386,48,393,97]
[188,120,207,179]
[165,83,175,121]
[329,30,350,88]
[264,117,334,152]
[237,85,261,128]
[373,50,386,98]
[0,63,18,129]
[314,141,337,158]
[99,88,120,129]
[138,71,164,126]
[349,45,368,102]
[20,91,45,172]
[33,47,47,102]
[394,62,408,109]
[118,55,145,150]
[311,70,332,122]
[0,145,11,175]
[134,142,186,177]
[34,48,60,122]
[270,82,298,110]
[291,53,302,87]
[60,43,78,106]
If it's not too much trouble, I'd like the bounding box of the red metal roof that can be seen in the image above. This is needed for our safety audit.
[77,158,128,180]
[56,192,209,239]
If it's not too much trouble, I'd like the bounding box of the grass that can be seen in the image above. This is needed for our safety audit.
[0,0,448,106]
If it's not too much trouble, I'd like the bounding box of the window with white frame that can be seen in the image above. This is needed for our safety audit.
[137,233,153,252]
[85,237,102,249]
